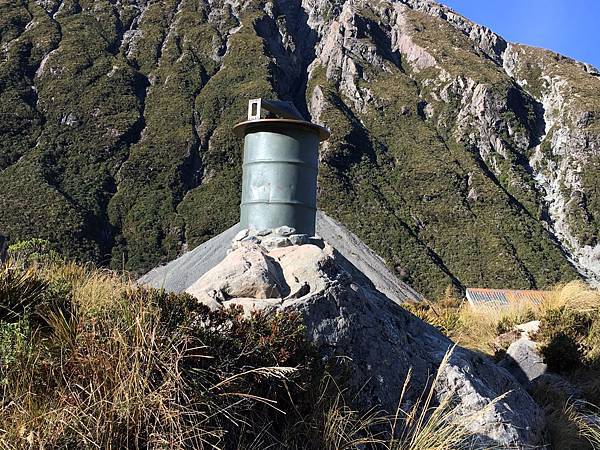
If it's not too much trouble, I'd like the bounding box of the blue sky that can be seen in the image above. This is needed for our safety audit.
[442,0,600,68]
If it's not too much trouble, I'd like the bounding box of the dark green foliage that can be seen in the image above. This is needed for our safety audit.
[538,307,599,372]
[577,155,600,247]
[0,0,591,298]
[0,264,48,322]
[0,260,75,388]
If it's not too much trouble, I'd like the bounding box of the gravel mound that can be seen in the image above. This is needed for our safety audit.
[139,211,423,303]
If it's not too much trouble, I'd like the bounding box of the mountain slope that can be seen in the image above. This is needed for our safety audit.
[1,0,598,297]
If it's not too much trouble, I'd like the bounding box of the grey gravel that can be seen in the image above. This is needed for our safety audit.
[138,211,423,304]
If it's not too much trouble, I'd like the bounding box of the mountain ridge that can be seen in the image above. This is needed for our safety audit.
[1,0,598,297]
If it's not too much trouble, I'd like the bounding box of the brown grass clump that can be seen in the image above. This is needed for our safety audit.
[0,257,321,448]
[0,245,512,449]
[409,281,600,449]
[407,281,600,362]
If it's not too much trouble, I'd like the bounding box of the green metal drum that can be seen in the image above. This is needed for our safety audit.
[233,118,329,235]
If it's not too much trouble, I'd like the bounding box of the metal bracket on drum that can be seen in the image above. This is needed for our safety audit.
[248,98,306,121]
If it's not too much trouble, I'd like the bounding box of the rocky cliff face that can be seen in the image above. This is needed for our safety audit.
[1,0,598,296]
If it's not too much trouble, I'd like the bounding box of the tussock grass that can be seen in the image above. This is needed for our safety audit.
[0,253,510,448]
[0,257,318,448]
[409,281,600,449]
[540,281,600,312]
[407,281,600,359]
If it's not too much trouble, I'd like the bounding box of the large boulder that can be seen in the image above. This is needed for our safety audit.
[186,243,287,305]
[139,211,423,304]
[183,237,546,448]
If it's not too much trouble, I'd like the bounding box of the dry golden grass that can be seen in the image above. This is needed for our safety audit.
[1,262,207,447]
[0,257,515,449]
[0,259,316,448]
[407,281,600,450]
[408,281,600,358]
[541,281,600,312]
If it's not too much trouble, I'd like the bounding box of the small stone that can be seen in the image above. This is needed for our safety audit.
[493,329,521,354]
[255,229,271,237]
[230,237,259,251]
[515,320,541,338]
[61,112,80,127]
[499,337,547,384]
[191,290,222,310]
[223,298,282,316]
[233,229,249,242]
[261,236,292,250]
[274,226,296,236]
[288,234,309,245]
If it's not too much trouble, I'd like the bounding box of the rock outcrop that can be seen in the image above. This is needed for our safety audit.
[140,211,424,304]
[184,233,546,448]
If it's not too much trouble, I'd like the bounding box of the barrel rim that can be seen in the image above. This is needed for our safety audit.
[233,119,330,142]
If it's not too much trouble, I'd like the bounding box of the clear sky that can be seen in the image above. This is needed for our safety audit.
[442,0,600,68]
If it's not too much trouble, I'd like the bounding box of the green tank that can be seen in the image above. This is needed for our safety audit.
[233,99,329,236]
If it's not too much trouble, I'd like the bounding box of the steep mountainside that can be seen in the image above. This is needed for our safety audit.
[1,0,598,297]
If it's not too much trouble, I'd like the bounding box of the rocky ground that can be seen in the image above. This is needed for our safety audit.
[177,228,546,448]
[140,210,423,303]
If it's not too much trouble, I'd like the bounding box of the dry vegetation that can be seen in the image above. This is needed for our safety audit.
[406,282,600,449]
[0,243,505,449]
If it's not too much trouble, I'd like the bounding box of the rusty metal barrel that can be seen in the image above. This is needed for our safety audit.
[233,99,329,235]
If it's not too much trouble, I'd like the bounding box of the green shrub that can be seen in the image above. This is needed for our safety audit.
[0,319,32,372]
[7,238,61,265]
[538,307,596,372]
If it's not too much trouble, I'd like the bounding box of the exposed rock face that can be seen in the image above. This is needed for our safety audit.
[185,236,546,448]
[1,0,598,296]
[503,44,600,285]
[186,242,286,306]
